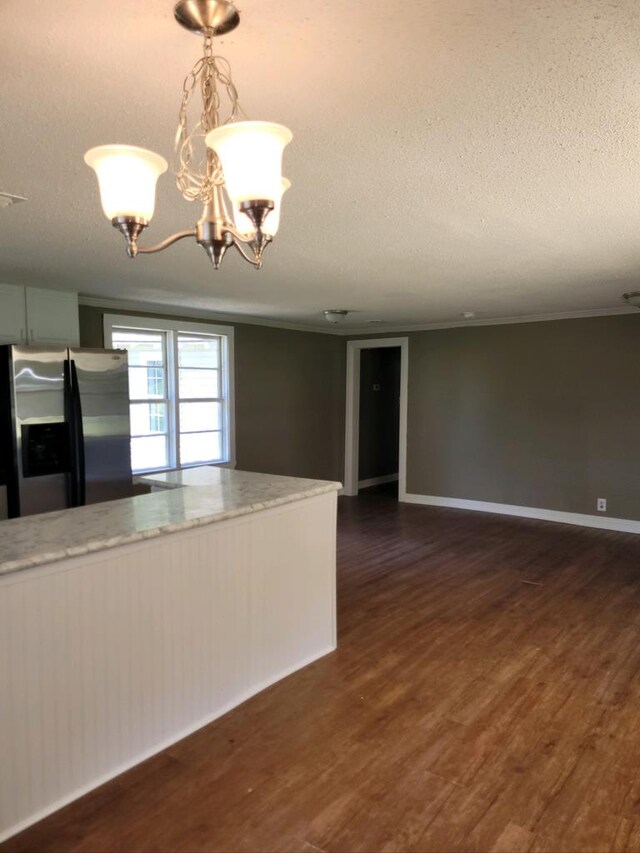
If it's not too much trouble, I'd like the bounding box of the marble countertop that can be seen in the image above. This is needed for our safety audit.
[0,467,341,578]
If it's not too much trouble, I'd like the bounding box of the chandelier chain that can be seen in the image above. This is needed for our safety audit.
[174,29,247,204]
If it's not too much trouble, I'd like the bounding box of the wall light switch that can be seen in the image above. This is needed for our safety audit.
[597,498,607,512]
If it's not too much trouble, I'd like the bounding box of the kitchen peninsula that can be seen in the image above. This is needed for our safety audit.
[0,467,340,842]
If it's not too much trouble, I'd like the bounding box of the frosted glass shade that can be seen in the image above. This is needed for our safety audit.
[234,178,290,236]
[84,145,168,222]
[205,121,292,205]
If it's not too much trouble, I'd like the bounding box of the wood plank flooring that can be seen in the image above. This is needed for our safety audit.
[5,485,640,852]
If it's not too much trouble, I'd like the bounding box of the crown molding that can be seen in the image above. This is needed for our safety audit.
[79,296,639,338]
[78,295,344,335]
[339,305,638,335]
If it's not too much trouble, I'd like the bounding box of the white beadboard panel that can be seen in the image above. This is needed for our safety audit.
[0,492,337,842]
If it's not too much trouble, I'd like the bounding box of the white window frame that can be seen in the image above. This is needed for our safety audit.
[104,314,236,473]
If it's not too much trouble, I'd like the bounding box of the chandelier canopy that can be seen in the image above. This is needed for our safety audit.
[85,0,292,271]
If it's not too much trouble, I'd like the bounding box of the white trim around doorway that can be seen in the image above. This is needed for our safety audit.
[344,338,409,499]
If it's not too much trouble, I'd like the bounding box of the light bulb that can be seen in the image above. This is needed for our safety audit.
[205,121,292,206]
[84,145,167,222]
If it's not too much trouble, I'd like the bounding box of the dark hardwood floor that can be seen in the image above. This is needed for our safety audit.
[5,486,640,852]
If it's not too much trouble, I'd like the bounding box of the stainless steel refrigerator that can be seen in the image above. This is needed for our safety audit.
[0,346,133,519]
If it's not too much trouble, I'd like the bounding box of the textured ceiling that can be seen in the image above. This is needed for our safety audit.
[2,0,640,329]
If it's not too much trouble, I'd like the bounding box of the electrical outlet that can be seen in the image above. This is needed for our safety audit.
[597,498,607,512]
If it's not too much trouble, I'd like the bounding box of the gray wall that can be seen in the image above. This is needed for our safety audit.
[401,314,640,520]
[358,347,400,482]
[82,305,640,519]
[80,306,345,483]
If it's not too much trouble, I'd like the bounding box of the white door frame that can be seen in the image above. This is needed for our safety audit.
[344,337,409,499]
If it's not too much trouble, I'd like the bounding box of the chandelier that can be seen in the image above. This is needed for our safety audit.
[84,0,292,270]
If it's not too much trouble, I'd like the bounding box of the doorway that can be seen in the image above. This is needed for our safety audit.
[344,338,409,498]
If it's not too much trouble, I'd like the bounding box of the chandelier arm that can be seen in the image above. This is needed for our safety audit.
[221,223,272,250]
[135,229,198,255]
[221,223,254,243]
[223,224,273,268]
[231,238,262,269]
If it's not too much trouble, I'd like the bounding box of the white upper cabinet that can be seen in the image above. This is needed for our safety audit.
[0,283,28,345]
[25,287,80,346]
[0,284,80,347]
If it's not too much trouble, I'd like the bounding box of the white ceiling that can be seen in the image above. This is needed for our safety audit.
[2,0,640,330]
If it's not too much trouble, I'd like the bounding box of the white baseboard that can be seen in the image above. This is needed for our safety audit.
[358,474,399,489]
[402,493,640,534]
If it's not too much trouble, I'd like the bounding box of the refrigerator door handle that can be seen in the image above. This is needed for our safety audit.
[63,359,78,507]
[69,359,87,506]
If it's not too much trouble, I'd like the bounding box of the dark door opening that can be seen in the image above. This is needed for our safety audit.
[358,346,401,498]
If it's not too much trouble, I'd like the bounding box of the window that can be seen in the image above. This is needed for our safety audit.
[148,403,166,434]
[105,315,235,473]
[147,360,163,397]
